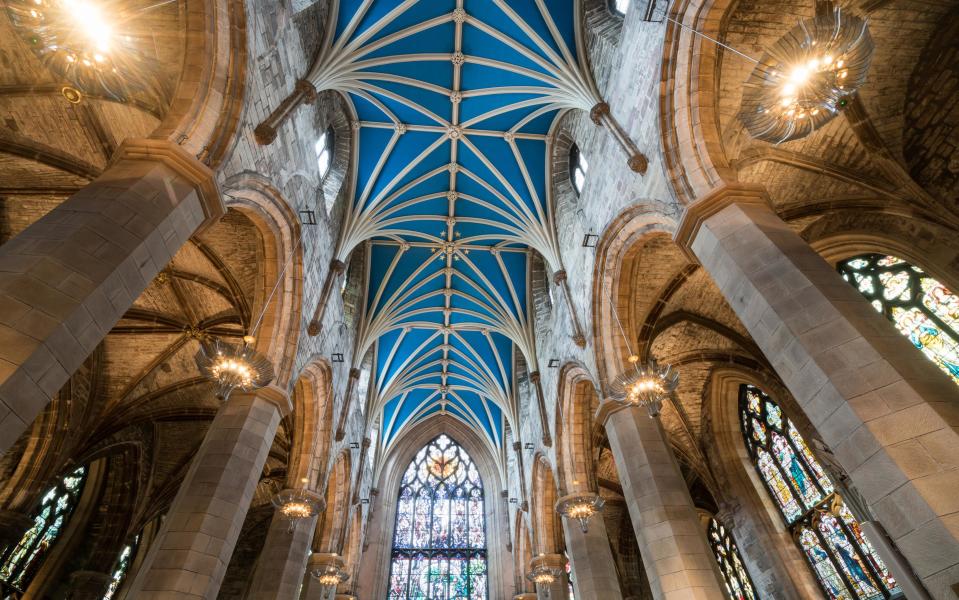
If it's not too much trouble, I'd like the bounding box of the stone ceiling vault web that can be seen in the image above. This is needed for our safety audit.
[310,0,600,456]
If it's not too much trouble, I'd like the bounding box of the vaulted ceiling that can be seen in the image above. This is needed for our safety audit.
[316,0,599,452]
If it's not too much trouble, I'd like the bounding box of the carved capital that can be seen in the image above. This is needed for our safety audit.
[349,367,361,380]
[627,151,649,175]
[307,320,321,336]
[589,101,610,125]
[331,259,347,274]
[295,79,318,104]
[551,269,567,284]
[253,384,293,418]
[512,441,523,452]
[529,371,541,383]
[673,183,771,262]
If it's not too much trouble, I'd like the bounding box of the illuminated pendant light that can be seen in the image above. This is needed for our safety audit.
[195,336,274,401]
[555,493,605,533]
[609,359,679,417]
[739,6,874,143]
[311,564,349,600]
[271,488,324,532]
[4,0,164,102]
[526,563,563,599]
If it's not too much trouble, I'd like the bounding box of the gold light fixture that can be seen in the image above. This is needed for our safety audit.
[271,489,323,532]
[609,360,679,417]
[5,0,164,102]
[311,564,349,600]
[739,6,874,143]
[195,337,274,400]
[555,493,605,533]
[526,563,563,598]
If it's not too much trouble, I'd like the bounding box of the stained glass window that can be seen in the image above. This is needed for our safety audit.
[838,253,959,385]
[388,435,487,599]
[102,534,139,600]
[708,518,757,600]
[739,385,900,600]
[0,466,86,591]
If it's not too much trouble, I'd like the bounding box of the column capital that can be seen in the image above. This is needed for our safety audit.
[308,552,345,571]
[512,441,523,451]
[529,553,566,570]
[528,370,541,383]
[673,182,770,261]
[331,258,348,273]
[295,79,318,103]
[589,101,610,125]
[234,384,292,418]
[113,137,225,233]
[551,269,567,284]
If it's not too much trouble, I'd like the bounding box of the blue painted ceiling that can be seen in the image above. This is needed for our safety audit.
[321,0,593,453]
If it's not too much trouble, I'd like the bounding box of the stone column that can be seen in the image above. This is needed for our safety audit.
[246,491,323,600]
[529,371,552,447]
[333,368,361,441]
[561,516,624,599]
[0,138,223,453]
[67,570,113,600]
[552,270,586,347]
[301,553,345,600]
[674,183,959,599]
[307,259,347,336]
[126,386,289,599]
[602,404,725,600]
[528,554,569,600]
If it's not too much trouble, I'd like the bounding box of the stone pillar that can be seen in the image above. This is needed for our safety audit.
[126,386,289,599]
[603,404,725,600]
[0,139,223,453]
[253,79,318,145]
[301,553,345,600]
[528,554,569,600]
[675,183,959,599]
[67,570,113,600]
[246,491,323,600]
[562,516,624,599]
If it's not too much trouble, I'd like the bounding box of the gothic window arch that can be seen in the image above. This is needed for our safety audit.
[0,466,86,591]
[388,434,487,599]
[708,517,756,600]
[740,385,900,600]
[837,253,959,385]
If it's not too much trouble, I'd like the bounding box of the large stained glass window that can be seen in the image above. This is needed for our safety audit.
[0,466,86,591]
[837,253,959,385]
[388,435,487,599]
[708,518,757,600]
[740,385,899,600]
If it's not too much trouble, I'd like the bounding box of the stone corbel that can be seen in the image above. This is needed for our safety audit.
[589,102,648,174]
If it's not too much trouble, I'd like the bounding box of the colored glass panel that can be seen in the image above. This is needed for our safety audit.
[739,385,900,600]
[102,535,138,600]
[838,253,959,385]
[0,466,86,591]
[708,518,757,600]
[388,435,487,599]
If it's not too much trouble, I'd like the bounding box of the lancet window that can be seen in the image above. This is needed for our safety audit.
[102,535,139,600]
[708,517,757,600]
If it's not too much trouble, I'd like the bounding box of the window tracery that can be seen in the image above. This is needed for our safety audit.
[740,385,899,600]
[388,434,487,599]
[708,518,756,600]
[0,466,86,591]
[837,253,959,385]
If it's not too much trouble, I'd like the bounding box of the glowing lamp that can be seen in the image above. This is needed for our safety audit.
[196,337,274,400]
[609,360,679,417]
[555,493,605,533]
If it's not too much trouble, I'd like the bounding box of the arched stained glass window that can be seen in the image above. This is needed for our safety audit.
[0,466,86,591]
[708,518,757,600]
[740,385,899,600]
[102,534,139,600]
[837,254,959,385]
[388,434,487,599]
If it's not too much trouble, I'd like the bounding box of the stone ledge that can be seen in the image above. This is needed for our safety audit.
[112,138,225,233]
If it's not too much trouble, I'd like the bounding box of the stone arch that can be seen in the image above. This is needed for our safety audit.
[150,0,246,167]
[591,208,680,394]
[357,414,513,600]
[703,367,832,599]
[287,359,335,490]
[554,363,601,495]
[316,449,352,554]
[222,173,304,388]
[530,455,563,555]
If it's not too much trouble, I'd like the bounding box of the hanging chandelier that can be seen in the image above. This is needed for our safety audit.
[4,0,164,103]
[739,6,874,143]
[195,336,274,400]
[311,564,349,600]
[271,489,323,532]
[526,563,563,598]
[555,493,605,533]
[609,359,679,417]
